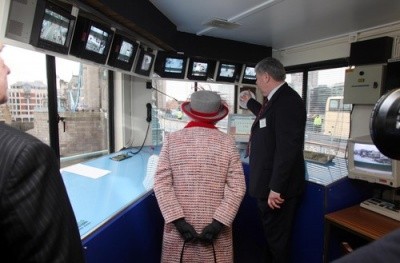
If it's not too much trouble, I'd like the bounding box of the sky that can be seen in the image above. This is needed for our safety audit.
[2,44,80,85]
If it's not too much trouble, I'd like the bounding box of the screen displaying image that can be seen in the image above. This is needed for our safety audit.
[165,58,184,73]
[117,41,134,62]
[353,143,392,173]
[141,54,153,71]
[192,62,208,76]
[220,64,235,77]
[244,66,256,80]
[85,25,109,55]
[39,8,70,45]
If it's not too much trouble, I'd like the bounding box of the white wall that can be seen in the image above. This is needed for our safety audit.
[273,22,400,66]
[273,22,400,138]
[120,75,152,149]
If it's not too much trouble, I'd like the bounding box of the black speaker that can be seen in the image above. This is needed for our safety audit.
[349,37,393,66]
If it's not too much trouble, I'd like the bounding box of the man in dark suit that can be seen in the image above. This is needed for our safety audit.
[240,57,306,263]
[0,43,85,262]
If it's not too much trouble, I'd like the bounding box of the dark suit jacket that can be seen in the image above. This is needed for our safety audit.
[247,83,306,199]
[0,123,85,263]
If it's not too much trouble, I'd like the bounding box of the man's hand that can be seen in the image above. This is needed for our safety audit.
[239,90,252,106]
[268,190,284,209]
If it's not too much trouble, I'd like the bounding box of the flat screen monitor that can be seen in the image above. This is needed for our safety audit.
[30,0,75,54]
[134,48,155,77]
[107,34,139,71]
[70,16,114,64]
[216,61,242,83]
[348,135,400,188]
[241,64,257,84]
[187,58,216,81]
[154,52,187,79]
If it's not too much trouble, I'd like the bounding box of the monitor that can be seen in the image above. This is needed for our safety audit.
[187,58,216,81]
[30,0,75,54]
[69,16,114,64]
[241,64,257,84]
[134,47,155,77]
[348,135,400,188]
[154,52,187,79]
[227,114,256,143]
[107,34,139,71]
[216,61,242,83]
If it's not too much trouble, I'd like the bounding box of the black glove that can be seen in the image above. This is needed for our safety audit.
[173,218,198,242]
[199,219,223,244]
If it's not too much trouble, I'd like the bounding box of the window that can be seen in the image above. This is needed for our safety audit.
[151,79,235,143]
[1,45,49,143]
[1,44,110,168]
[286,72,304,98]
[305,67,349,158]
[55,57,110,167]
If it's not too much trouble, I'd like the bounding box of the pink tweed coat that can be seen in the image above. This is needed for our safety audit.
[154,126,246,263]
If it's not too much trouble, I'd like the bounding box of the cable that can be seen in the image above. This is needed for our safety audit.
[128,122,151,155]
[152,86,178,102]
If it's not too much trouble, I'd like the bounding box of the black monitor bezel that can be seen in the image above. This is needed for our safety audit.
[241,64,257,84]
[154,52,187,79]
[107,34,139,71]
[30,0,75,55]
[215,61,242,83]
[70,16,114,64]
[134,48,156,77]
[187,57,216,81]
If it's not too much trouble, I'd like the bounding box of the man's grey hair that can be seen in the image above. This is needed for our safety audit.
[255,57,286,81]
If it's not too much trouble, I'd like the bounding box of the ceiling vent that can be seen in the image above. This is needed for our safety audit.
[203,18,241,30]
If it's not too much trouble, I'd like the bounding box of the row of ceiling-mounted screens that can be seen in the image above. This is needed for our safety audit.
[29,0,257,83]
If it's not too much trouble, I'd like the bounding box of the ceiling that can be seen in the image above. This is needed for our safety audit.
[149,0,400,51]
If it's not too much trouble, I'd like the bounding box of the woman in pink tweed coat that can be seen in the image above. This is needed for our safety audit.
[154,90,246,263]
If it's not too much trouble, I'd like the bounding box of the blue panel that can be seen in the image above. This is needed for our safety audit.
[326,177,373,213]
[83,192,163,263]
[290,181,325,263]
[233,163,265,263]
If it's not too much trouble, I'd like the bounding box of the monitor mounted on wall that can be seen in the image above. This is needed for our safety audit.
[241,64,257,84]
[187,57,216,81]
[216,61,242,83]
[30,0,75,55]
[107,34,139,71]
[69,15,114,64]
[134,47,156,77]
[154,51,187,79]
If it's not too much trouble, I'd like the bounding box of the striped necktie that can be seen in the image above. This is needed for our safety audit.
[246,98,269,157]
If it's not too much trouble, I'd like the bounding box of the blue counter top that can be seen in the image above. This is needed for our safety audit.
[61,147,159,239]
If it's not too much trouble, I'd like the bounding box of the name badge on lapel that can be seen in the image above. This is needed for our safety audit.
[260,118,266,128]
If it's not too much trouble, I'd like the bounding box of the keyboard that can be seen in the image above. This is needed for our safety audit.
[360,198,400,221]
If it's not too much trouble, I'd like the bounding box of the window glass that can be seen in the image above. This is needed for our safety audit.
[286,72,303,98]
[151,79,235,143]
[1,45,49,143]
[56,57,109,167]
[305,67,349,158]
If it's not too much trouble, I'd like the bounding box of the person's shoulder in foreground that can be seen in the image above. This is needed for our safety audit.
[0,42,85,262]
[333,228,400,263]
[0,123,85,262]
